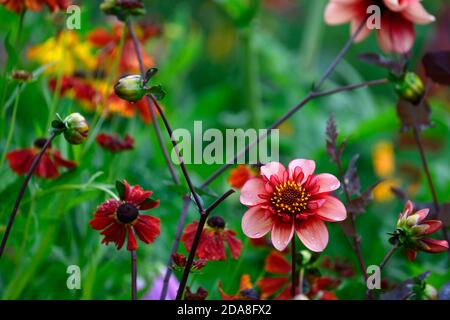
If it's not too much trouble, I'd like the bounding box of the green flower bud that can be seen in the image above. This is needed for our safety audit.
[100,0,145,20]
[114,75,146,102]
[63,113,89,145]
[394,72,425,103]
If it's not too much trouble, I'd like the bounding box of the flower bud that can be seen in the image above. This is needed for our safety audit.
[394,72,425,103]
[63,113,89,145]
[114,75,146,102]
[11,70,33,83]
[100,0,145,20]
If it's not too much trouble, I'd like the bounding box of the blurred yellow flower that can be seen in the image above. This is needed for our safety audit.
[28,31,97,75]
[373,178,401,202]
[372,141,395,178]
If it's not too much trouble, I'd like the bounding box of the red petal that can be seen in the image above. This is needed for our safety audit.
[100,222,126,250]
[133,215,161,244]
[35,153,59,178]
[264,251,291,275]
[94,199,121,217]
[127,226,138,251]
[6,149,35,175]
[51,150,77,169]
[89,216,114,230]
[258,277,289,298]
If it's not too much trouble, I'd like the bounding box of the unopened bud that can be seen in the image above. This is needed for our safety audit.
[114,75,146,102]
[394,72,425,103]
[63,113,89,145]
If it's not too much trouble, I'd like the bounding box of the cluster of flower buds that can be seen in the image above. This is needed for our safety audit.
[172,253,206,272]
[391,72,425,103]
[389,201,448,261]
[100,0,145,20]
[51,112,89,145]
[114,68,165,103]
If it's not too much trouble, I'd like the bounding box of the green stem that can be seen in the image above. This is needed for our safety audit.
[0,84,22,168]
[241,24,261,129]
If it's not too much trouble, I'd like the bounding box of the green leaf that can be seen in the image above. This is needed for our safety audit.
[148,85,166,100]
[4,32,17,71]
[115,180,126,200]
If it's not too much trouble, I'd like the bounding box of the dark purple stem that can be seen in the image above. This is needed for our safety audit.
[0,131,57,259]
[175,189,235,300]
[131,250,137,300]
[127,19,180,186]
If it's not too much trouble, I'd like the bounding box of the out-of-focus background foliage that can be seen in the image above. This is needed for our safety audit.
[0,0,449,299]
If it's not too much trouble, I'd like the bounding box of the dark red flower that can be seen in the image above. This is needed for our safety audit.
[307,275,340,300]
[171,253,206,271]
[184,287,208,300]
[321,256,356,278]
[6,138,77,179]
[181,216,242,261]
[89,180,160,251]
[258,251,293,300]
[96,133,134,152]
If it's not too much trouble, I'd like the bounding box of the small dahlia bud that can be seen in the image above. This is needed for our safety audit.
[63,113,89,145]
[394,72,425,103]
[172,253,187,268]
[100,0,145,20]
[114,75,145,102]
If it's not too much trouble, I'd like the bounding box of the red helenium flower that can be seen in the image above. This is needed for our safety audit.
[96,133,134,152]
[181,216,242,261]
[6,138,77,179]
[0,0,70,13]
[324,0,435,53]
[89,180,160,251]
[240,159,347,252]
[258,251,293,300]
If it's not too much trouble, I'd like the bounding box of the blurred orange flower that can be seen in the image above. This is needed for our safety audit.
[0,0,70,13]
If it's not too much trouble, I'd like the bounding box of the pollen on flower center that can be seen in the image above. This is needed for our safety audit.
[116,203,139,224]
[270,180,310,216]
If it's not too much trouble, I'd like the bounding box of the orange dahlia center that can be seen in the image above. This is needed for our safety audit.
[270,180,310,217]
[116,203,139,224]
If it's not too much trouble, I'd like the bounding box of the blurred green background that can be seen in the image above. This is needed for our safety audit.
[0,0,449,299]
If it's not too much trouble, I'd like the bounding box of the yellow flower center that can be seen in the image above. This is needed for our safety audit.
[270,180,310,217]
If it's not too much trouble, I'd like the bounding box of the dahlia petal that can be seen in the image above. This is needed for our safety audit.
[313,173,341,194]
[271,221,294,251]
[265,251,291,274]
[315,196,347,222]
[240,178,267,206]
[324,3,357,25]
[261,162,287,182]
[377,12,415,53]
[420,220,443,235]
[351,17,372,42]
[419,238,449,253]
[295,217,329,252]
[401,200,414,219]
[405,248,417,261]
[127,226,138,251]
[382,0,408,12]
[242,206,273,238]
[414,208,429,223]
[288,159,315,183]
[89,216,114,230]
[402,1,435,24]
[224,230,243,259]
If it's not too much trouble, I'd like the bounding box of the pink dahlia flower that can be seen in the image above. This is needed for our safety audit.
[240,159,347,252]
[324,0,435,53]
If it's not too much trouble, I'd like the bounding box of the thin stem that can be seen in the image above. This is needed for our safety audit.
[336,158,368,282]
[412,125,450,250]
[0,83,22,168]
[200,79,388,188]
[291,237,296,298]
[0,131,58,259]
[127,19,180,186]
[149,95,203,211]
[175,214,207,300]
[159,195,191,300]
[175,189,235,300]
[15,9,26,50]
[131,250,137,300]
[298,267,304,297]
[380,243,398,271]
[314,18,366,91]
